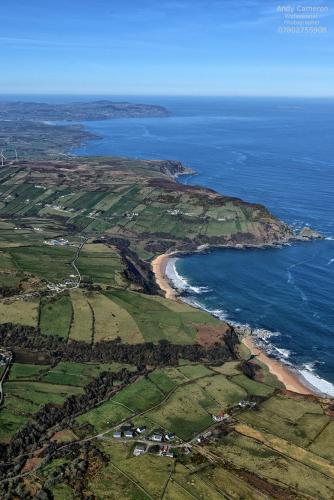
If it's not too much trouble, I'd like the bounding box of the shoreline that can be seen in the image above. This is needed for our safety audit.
[242,336,315,396]
[151,253,179,300]
[151,252,319,397]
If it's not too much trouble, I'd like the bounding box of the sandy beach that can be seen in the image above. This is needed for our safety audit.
[151,252,317,396]
[242,336,315,395]
[151,253,178,300]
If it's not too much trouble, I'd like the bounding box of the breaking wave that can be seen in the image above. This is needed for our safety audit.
[165,258,211,294]
[299,369,334,397]
[166,260,334,397]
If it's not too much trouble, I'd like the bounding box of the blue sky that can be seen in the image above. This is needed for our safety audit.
[0,0,333,96]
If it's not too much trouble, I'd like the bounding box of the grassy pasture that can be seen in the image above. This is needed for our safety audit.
[5,381,83,405]
[76,401,133,433]
[77,243,125,286]
[51,484,75,500]
[148,369,178,394]
[177,364,214,380]
[237,394,326,448]
[212,433,334,499]
[102,441,172,499]
[43,361,135,387]
[0,380,84,441]
[109,290,216,344]
[309,421,334,461]
[8,245,75,281]
[111,377,164,413]
[0,271,22,288]
[0,298,39,326]
[0,408,27,442]
[87,457,150,500]
[230,373,275,397]
[8,363,50,381]
[0,250,17,271]
[196,374,247,410]
[198,462,261,499]
[39,294,73,338]
[89,292,143,343]
[212,361,242,376]
[147,383,214,440]
[170,462,224,500]
[69,289,93,342]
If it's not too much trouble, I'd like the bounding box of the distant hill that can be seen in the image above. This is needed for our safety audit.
[0,100,169,121]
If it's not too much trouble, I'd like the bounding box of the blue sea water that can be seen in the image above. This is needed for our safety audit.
[71,96,334,395]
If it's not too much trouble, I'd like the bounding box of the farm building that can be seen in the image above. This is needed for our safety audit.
[151,433,163,442]
[165,432,175,441]
[133,443,146,456]
[212,411,227,422]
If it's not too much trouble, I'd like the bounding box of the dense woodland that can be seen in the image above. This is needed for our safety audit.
[0,323,239,367]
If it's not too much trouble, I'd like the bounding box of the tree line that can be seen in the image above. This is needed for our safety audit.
[0,366,144,483]
[0,323,239,367]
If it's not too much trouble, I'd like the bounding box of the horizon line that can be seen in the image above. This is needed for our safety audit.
[1,92,334,99]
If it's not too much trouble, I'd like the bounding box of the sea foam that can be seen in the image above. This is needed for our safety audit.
[166,256,334,397]
[299,369,334,397]
[165,258,211,294]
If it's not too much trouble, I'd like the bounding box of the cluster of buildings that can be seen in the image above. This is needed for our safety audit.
[44,237,69,246]
[212,411,230,422]
[238,400,257,409]
[113,424,147,440]
[124,211,139,220]
[112,425,176,458]
[166,208,182,216]
[113,425,175,443]
[44,203,75,213]
[212,401,257,422]
[0,351,11,366]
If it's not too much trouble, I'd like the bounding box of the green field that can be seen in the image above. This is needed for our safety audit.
[89,292,143,343]
[237,393,326,448]
[68,288,93,342]
[87,457,151,500]
[8,245,76,281]
[147,383,214,440]
[196,374,247,410]
[77,243,125,286]
[212,432,334,499]
[309,421,334,461]
[39,294,73,338]
[108,289,218,344]
[230,373,275,397]
[111,377,164,413]
[76,401,133,433]
[8,363,50,381]
[148,369,179,394]
[0,380,83,441]
[0,360,136,441]
[0,298,39,326]
[42,361,136,387]
[177,364,214,380]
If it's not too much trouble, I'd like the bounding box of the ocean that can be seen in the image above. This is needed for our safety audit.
[71,96,334,396]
